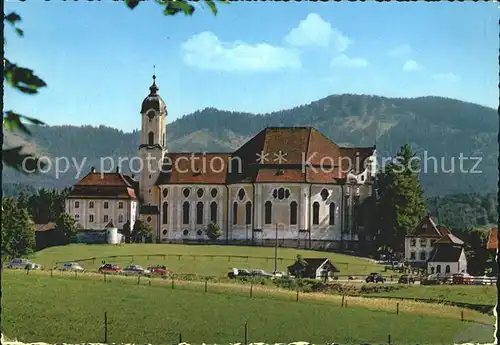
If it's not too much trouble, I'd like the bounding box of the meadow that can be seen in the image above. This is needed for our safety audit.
[2,270,495,345]
[28,244,387,277]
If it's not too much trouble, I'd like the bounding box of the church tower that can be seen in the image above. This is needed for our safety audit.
[139,74,167,206]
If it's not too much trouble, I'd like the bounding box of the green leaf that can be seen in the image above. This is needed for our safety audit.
[125,0,140,9]
[2,146,46,173]
[160,0,195,16]
[5,12,21,25]
[205,0,218,15]
[15,28,23,37]
[4,59,47,95]
[3,111,45,136]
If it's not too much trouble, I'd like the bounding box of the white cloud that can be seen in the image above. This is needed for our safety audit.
[285,13,350,52]
[387,44,412,57]
[432,72,460,83]
[181,31,301,72]
[402,60,423,72]
[331,54,369,69]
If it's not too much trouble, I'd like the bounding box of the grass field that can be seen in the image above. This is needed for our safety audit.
[28,244,387,277]
[2,270,495,344]
[358,284,497,307]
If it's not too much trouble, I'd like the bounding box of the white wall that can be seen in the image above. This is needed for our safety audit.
[66,198,136,230]
[405,237,437,262]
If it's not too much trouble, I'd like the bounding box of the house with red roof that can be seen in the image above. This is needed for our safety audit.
[404,215,467,275]
[65,76,377,249]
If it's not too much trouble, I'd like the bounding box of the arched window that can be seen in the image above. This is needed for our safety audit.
[75,201,80,208]
[420,251,426,260]
[148,131,154,146]
[312,202,320,225]
[162,202,168,224]
[210,202,217,223]
[436,265,441,274]
[238,189,246,200]
[245,202,252,225]
[182,201,190,225]
[290,201,298,225]
[265,201,272,224]
[89,201,94,209]
[196,202,204,225]
[233,202,238,225]
[329,203,336,225]
[278,188,285,200]
[445,265,451,273]
[431,266,435,274]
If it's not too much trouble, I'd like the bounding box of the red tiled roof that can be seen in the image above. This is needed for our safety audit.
[155,153,231,185]
[487,226,498,250]
[35,222,56,232]
[68,172,138,199]
[156,127,375,185]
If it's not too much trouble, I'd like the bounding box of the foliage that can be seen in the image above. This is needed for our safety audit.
[131,220,153,243]
[55,212,78,241]
[1,197,36,260]
[452,227,493,276]
[288,255,308,278]
[205,221,222,240]
[15,187,70,224]
[3,0,227,173]
[428,192,497,231]
[373,144,428,254]
[121,220,132,243]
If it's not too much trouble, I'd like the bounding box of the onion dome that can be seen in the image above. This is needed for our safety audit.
[141,74,167,114]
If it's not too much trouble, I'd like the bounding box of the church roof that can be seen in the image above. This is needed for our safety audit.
[155,127,375,185]
[487,226,498,249]
[428,245,463,262]
[67,169,138,199]
[434,232,464,245]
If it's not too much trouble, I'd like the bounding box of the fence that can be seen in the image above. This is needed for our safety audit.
[5,268,493,345]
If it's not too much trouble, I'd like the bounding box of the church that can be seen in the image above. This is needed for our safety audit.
[65,75,377,250]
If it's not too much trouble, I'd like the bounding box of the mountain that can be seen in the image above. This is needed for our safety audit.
[2,94,498,197]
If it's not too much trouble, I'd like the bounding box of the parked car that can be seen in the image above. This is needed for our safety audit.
[271,271,285,278]
[61,262,84,271]
[26,263,41,270]
[98,264,121,274]
[7,258,33,269]
[421,274,443,285]
[398,274,415,284]
[250,269,273,278]
[122,265,151,276]
[228,268,252,279]
[365,273,385,283]
[148,265,170,276]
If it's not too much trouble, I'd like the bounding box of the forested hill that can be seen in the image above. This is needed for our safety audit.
[2,94,497,197]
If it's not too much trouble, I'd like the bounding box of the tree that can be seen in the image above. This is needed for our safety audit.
[375,144,428,254]
[205,222,222,241]
[3,1,228,172]
[122,220,132,243]
[55,212,78,242]
[131,220,152,243]
[1,197,36,260]
[289,255,308,278]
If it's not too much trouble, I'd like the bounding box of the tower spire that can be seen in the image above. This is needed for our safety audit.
[149,65,158,95]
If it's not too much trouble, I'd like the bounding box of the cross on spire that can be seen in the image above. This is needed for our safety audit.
[149,64,158,95]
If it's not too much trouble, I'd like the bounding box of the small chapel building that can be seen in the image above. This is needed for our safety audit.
[66,75,377,250]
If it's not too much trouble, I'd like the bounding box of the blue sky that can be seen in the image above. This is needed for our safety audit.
[4,1,498,132]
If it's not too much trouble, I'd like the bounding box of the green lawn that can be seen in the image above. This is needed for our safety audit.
[28,244,386,277]
[2,271,495,344]
[359,284,497,308]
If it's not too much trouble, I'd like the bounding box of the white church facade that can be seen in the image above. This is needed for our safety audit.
[66,75,377,250]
